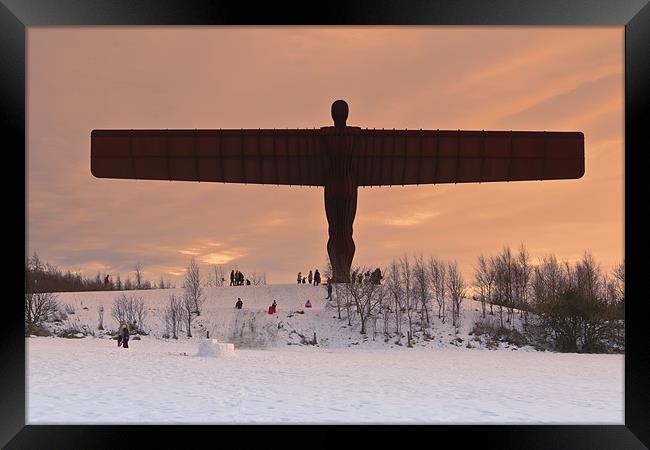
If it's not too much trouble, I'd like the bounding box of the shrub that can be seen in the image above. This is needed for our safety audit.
[57,329,85,339]
[111,294,147,334]
[470,318,531,348]
[25,291,60,326]
[25,323,52,337]
[535,288,624,353]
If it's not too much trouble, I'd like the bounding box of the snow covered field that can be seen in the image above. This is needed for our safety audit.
[26,285,624,424]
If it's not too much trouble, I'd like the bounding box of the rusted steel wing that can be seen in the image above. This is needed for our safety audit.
[354,129,585,186]
[91,129,326,186]
[92,128,584,187]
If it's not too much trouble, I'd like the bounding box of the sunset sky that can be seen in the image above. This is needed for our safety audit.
[26,27,624,285]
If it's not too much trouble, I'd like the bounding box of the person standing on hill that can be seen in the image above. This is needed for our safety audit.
[308,270,313,285]
[314,269,321,286]
[235,298,243,309]
[297,272,302,284]
[372,268,383,285]
[230,270,235,286]
[326,278,333,300]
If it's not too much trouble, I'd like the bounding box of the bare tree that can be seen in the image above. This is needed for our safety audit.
[331,279,343,320]
[25,292,60,326]
[474,254,495,319]
[446,260,466,329]
[134,262,143,290]
[163,294,183,339]
[493,247,516,328]
[249,271,265,285]
[575,251,602,303]
[29,251,44,272]
[132,296,147,333]
[213,265,226,287]
[184,258,204,315]
[533,254,565,307]
[386,259,403,335]
[111,294,130,327]
[111,294,147,332]
[613,261,624,303]
[428,256,447,323]
[181,293,195,337]
[400,254,414,346]
[345,266,381,335]
[604,260,625,315]
[335,281,354,326]
[377,282,392,337]
[323,257,333,281]
[516,244,532,325]
[413,255,431,333]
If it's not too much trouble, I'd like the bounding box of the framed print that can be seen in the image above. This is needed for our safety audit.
[4,0,649,448]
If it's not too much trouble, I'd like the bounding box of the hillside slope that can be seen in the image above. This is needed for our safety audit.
[38,284,532,351]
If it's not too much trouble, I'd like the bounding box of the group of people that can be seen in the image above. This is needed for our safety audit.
[234,297,279,315]
[230,269,250,286]
[297,269,321,286]
[234,297,314,313]
[351,268,383,285]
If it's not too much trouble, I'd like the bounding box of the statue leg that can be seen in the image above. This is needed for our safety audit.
[324,183,357,283]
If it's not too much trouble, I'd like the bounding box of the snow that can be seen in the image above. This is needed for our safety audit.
[26,284,624,424]
[197,339,235,358]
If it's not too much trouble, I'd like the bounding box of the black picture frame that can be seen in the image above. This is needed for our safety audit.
[5,0,648,448]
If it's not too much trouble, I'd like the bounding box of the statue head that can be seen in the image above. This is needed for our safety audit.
[331,100,349,128]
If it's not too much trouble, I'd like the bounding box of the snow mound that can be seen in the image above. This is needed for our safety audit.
[197,339,235,358]
[224,310,278,348]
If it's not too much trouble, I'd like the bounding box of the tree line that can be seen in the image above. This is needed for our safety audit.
[25,252,175,293]
[25,256,206,336]
[330,245,624,353]
[25,247,624,353]
[25,251,264,293]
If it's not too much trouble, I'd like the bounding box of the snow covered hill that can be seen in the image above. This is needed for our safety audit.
[39,284,530,350]
[26,284,624,424]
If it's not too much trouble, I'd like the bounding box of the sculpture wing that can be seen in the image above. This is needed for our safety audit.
[354,129,584,186]
[91,129,326,186]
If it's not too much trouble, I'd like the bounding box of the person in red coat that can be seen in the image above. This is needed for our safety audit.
[268,299,277,314]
